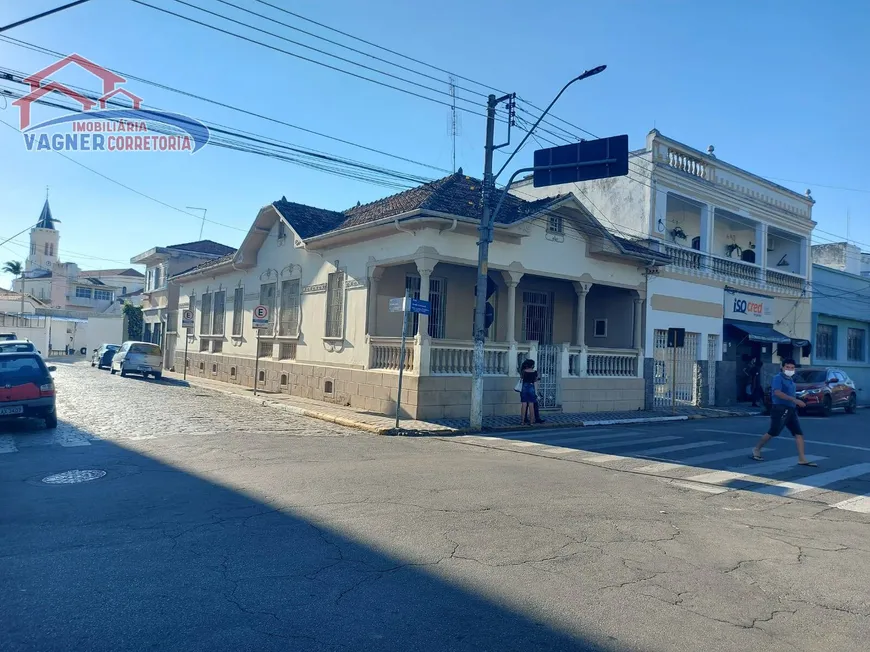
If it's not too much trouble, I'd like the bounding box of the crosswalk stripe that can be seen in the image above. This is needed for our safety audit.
[577,435,680,451]
[584,440,723,464]
[751,463,870,497]
[635,448,763,474]
[537,432,644,446]
[685,455,826,485]
[0,436,18,454]
[831,493,870,514]
[695,429,870,453]
[500,429,638,442]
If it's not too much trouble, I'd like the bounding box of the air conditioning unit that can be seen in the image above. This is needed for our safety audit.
[767,236,776,252]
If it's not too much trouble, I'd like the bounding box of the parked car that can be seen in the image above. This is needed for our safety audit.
[0,340,37,354]
[110,341,163,379]
[0,332,18,341]
[763,367,858,416]
[0,351,58,428]
[91,343,120,370]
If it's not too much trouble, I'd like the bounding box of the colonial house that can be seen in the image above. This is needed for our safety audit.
[512,129,816,408]
[171,172,670,421]
[130,239,237,370]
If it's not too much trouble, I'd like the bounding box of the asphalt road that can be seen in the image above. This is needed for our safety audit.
[1,361,869,652]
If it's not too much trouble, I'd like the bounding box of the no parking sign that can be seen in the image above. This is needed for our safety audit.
[252,304,269,329]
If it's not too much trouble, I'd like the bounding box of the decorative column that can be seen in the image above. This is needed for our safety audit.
[366,266,385,336]
[634,296,645,378]
[755,223,769,281]
[700,204,713,256]
[415,257,437,376]
[572,282,591,348]
[573,282,591,377]
[502,270,524,374]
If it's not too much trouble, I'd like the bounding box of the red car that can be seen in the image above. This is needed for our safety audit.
[764,366,858,416]
[0,351,58,428]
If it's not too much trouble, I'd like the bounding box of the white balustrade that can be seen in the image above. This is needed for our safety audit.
[667,148,708,179]
[711,255,759,282]
[429,340,510,375]
[586,349,638,377]
[663,244,703,270]
[765,268,805,291]
[369,337,414,371]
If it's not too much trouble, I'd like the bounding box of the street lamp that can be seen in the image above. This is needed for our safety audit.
[469,66,607,431]
[495,65,606,181]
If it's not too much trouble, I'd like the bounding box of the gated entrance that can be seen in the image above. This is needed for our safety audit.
[653,328,700,407]
[522,291,559,409]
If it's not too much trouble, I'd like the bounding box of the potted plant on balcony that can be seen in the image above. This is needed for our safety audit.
[669,226,687,242]
[725,243,743,258]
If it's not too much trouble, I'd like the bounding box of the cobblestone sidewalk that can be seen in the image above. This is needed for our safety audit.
[164,371,761,435]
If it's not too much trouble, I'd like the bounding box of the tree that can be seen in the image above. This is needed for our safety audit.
[2,261,25,314]
[122,301,143,341]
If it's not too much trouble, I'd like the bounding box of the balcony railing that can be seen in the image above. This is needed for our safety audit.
[666,148,709,180]
[430,340,511,376]
[660,243,804,292]
[369,337,415,372]
[765,268,805,291]
[710,255,758,282]
[569,347,639,378]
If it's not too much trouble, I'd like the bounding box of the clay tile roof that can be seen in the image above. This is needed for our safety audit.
[272,172,567,240]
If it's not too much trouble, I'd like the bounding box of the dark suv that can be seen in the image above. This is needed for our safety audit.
[764,367,858,416]
[0,352,58,428]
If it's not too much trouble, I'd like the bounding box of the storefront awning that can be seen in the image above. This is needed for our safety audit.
[726,321,792,344]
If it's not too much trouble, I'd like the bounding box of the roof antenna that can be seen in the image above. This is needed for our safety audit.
[449,76,458,173]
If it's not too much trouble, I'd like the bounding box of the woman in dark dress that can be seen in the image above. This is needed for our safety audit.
[520,359,544,426]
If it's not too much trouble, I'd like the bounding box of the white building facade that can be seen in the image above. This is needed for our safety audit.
[513,129,816,408]
[171,173,670,420]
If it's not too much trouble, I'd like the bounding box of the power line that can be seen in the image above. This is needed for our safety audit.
[129,0,488,118]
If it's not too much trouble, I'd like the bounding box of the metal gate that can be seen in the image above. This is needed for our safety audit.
[653,329,700,407]
[536,345,560,408]
[707,334,719,406]
[522,291,558,408]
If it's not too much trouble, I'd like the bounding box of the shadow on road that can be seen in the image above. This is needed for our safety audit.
[1,419,616,652]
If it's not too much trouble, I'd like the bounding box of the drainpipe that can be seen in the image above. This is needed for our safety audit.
[438,218,458,234]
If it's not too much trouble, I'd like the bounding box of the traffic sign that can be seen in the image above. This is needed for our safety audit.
[389,297,407,313]
[473,275,498,300]
[252,304,269,329]
[409,299,430,315]
[667,327,686,348]
[181,308,195,329]
[532,135,629,188]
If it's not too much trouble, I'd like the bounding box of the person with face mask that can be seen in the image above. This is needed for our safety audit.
[752,358,817,465]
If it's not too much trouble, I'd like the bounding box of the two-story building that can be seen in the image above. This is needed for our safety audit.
[512,129,816,408]
[811,243,870,404]
[130,239,237,369]
[170,172,671,421]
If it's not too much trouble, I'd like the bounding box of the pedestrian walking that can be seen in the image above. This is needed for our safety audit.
[519,359,545,426]
[744,356,763,407]
[752,358,817,466]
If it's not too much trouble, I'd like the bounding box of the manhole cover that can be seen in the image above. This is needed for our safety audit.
[42,470,107,484]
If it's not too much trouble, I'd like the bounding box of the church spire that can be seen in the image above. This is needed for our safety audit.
[36,198,55,230]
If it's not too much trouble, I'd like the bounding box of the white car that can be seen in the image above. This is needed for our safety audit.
[0,339,44,358]
[110,341,163,379]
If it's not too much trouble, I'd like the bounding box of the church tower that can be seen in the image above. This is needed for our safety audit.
[25,199,60,274]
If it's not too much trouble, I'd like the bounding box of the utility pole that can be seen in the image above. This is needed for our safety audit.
[468,66,608,431]
[449,76,458,172]
[469,94,499,430]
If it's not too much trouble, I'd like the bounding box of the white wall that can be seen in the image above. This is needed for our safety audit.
[510,157,652,239]
[646,276,725,360]
[82,316,125,353]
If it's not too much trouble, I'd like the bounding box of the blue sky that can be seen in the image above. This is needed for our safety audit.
[1,0,868,288]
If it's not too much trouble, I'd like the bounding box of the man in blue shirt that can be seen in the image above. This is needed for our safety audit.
[752,359,817,465]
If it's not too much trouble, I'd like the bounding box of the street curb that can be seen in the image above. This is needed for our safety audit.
[169,373,756,436]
